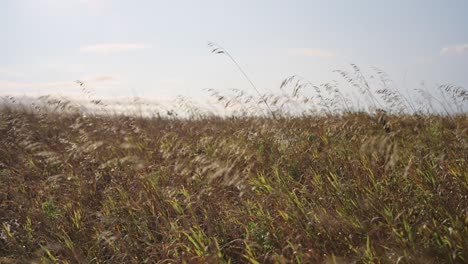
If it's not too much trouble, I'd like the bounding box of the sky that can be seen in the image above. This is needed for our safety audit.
[1,0,468,102]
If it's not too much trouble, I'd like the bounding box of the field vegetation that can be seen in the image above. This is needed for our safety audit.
[0,63,467,263]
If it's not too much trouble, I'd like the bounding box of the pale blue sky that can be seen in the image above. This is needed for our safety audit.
[1,0,467,100]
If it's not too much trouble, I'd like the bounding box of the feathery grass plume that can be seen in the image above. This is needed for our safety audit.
[372,67,416,114]
[208,42,277,119]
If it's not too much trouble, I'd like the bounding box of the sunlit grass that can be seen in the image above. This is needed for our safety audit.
[1,60,467,262]
[0,97,466,262]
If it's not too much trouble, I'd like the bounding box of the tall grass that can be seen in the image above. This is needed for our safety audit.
[0,55,467,262]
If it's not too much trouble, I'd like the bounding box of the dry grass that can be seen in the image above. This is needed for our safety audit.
[0,101,467,263]
[1,59,467,262]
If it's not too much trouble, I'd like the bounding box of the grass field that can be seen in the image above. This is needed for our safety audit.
[0,105,466,263]
[0,68,467,263]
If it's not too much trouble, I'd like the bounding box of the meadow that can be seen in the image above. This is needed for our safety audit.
[0,65,467,263]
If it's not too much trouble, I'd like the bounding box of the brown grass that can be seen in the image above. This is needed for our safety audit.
[0,101,467,263]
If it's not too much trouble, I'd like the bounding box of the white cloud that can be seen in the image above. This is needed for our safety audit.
[0,74,118,91]
[0,69,26,78]
[0,80,76,90]
[80,43,148,54]
[85,75,118,83]
[440,44,468,55]
[159,79,184,85]
[288,48,336,58]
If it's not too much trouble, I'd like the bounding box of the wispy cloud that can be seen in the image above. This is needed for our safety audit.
[288,48,336,58]
[80,43,148,54]
[159,79,184,85]
[0,80,77,90]
[0,75,118,90]
[85,75,118,83]
[440,44,468,55]
[0,69,26,78]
